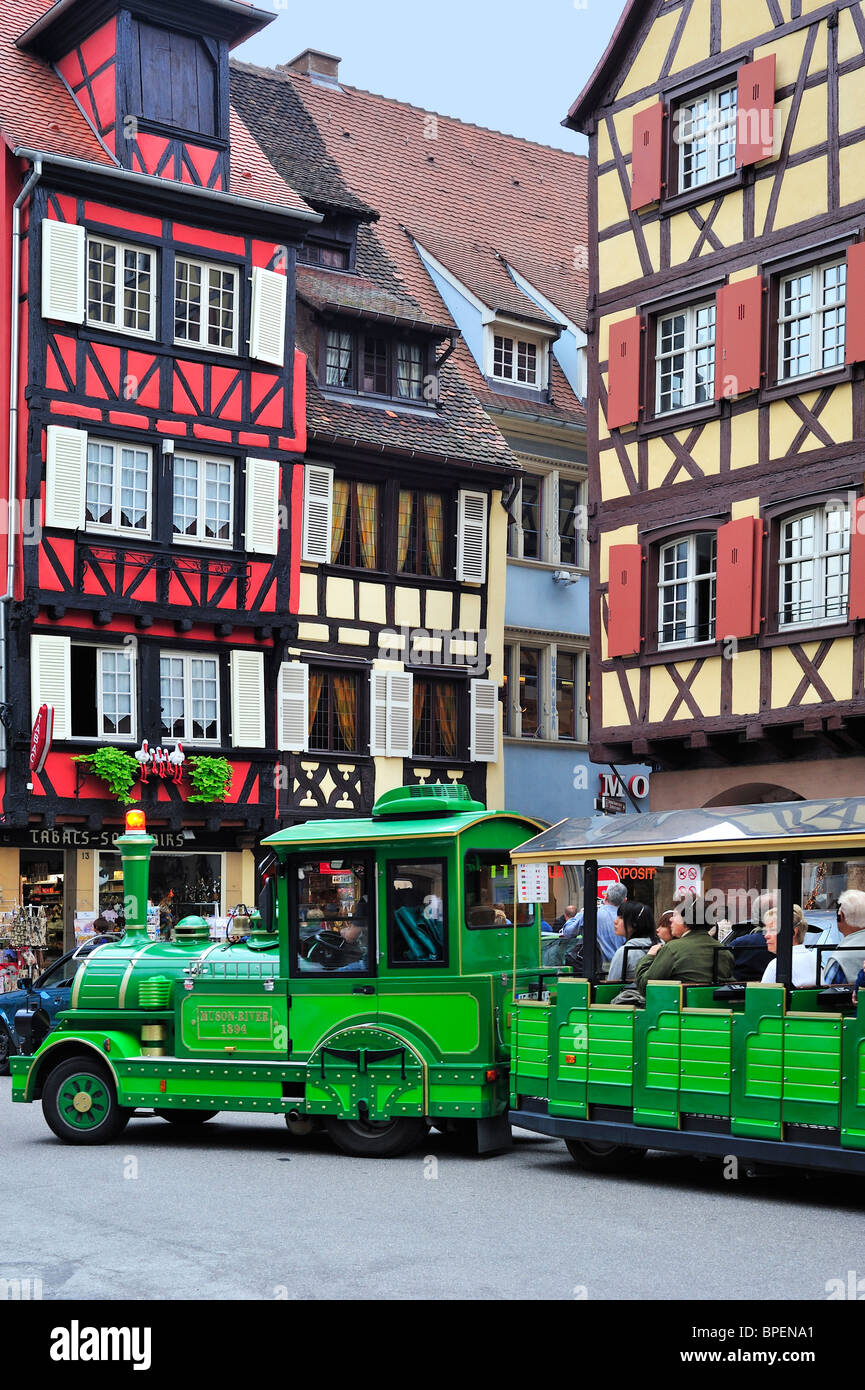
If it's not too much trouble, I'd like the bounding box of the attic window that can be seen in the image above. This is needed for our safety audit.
[324,329,430,402]
[492,334,539,386]
[298,241,351,270]
[135,21,218,138]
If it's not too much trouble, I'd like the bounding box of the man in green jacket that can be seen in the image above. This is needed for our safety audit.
[634,899,733,993]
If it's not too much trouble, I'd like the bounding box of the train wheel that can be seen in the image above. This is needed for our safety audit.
[0,1024,12,1076]
[42,1057,132,1146]
[565,1139,647,1173]
[154,1109,219,1127]
[324,1114,427,1158]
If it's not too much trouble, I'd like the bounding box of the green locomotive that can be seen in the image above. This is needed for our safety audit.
[10,786,545,1156]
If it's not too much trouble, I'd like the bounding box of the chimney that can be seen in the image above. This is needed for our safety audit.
[284,50,342,82]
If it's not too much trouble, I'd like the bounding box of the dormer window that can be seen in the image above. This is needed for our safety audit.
[323,328,430,403]
[135,21,219,138]
[493,334,539,386]
[298,241,351,270]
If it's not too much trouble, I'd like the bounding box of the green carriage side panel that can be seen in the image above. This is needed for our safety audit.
[550,979,589,1118]
[378,990,485,1058]
[731,984,785,1140]
[512,1001,551,1097]
[781,1014,842,1127]
[679,1008,732,1117]
[634,984,681,1129]
[176,981,289,1060]
[587,1006,636,1107]
[841,1005,865,1150]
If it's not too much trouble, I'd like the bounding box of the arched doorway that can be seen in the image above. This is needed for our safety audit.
[703,783,804,808]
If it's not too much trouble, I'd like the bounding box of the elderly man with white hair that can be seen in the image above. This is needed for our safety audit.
[822,890,865,984]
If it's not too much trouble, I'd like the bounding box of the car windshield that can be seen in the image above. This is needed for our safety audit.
[37,952,92,990]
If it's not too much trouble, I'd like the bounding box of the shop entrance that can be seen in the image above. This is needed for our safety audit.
[19,850,65,961]
[97,852,223,935]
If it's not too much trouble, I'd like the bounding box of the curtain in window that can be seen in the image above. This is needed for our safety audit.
[435,684,458,758]
[424,494,444,577]
[356,483,378,569]
[398,490,414,571]
[326,331,352,387]
[333,675,357,751]
[308,671,325,736]
[413,681,427,740]
[397,342,423,398]
[331,479,350,563]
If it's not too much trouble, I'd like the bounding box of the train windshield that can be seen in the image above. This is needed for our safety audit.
[294,859,373,976]
[464,852,534,929]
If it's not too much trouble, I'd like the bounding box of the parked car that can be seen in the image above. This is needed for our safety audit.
[0,938,120,1073]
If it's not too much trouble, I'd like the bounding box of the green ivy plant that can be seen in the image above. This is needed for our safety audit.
[187,756,233,804]
[73,748,140,805]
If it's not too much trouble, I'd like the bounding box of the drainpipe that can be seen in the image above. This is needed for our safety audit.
[1,158,42,769]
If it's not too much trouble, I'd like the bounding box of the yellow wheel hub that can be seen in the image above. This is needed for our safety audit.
[72,1091,94,1114]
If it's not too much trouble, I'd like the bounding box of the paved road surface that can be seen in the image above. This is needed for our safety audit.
[2,1078,863,1300]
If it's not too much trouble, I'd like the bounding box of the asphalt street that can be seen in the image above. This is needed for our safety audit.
[2,1076,864,1301]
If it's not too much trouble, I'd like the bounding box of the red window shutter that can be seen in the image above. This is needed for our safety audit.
[715,277,764,400]
[631,101,665,211]
[607,316,642,429]
[846,243,865,366]
[715,517,763,640]
[736,55,776,166]
[850,497,865,622]
[607,544,643,659]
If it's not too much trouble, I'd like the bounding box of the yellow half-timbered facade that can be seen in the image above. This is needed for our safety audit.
[569,0,865,810]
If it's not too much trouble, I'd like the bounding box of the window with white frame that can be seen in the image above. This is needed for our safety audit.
[173,453,233,546]
[779,506,850,629]
[70,645,136,740]
[160,653,220,743]
[85,439,151,536]
[492,334,540,387]
[508,465,586,566]
[503,641,587,741]
[656,301,716,415]
[778,260,847,381]
[658,533,717,647]
[174,256,239,353]
[677,83,738,191]
[87,235,156,337]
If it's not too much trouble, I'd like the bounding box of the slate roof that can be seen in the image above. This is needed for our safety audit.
[0,0,312,217]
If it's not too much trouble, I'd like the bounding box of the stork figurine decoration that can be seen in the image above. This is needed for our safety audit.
[134,740,186,784]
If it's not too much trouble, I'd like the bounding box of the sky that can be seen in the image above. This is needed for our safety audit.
[235,0,622,153]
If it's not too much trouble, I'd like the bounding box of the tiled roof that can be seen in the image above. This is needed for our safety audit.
[234,61,587,429]
[306,360,514,470]
[0,2,312,217]
[297,265,452,334]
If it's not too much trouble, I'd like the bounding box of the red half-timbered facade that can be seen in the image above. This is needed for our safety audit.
[0,0,318,950]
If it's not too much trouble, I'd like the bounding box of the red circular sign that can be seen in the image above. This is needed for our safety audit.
[597,866,622,901]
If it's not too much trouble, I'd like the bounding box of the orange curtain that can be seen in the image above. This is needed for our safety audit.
[435,683,458,758]
[413,681,427,740]
[331,479,349,562]
[424,493,444,577]
[356,483,378,569]
[333,675,357,751]
[308,671,325,737]
[398,490,414,571]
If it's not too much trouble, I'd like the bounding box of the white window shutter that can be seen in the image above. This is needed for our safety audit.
[230,650,266,749]
[245,457,280,556]
[470,679,498,763]
[45,425,87,530]
[278,662,308,753]
[387,672,413,758]
[249,267,287,366]
[369,671,389,757]
[457,489,488,584]
[42,220,85,324]
[31,634,71,741]
[302,465,333,564]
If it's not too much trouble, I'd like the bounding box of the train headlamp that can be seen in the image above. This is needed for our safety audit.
[125,809,147,832]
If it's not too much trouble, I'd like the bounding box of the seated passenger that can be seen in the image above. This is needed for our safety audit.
[730,892,776,981]
[822,891,865,984]
[760,906,817,987]
[607,902,657,983]
[634,896,733,993]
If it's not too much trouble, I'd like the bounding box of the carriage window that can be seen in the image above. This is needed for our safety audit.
[294,860,373,976]
[387,860,447,966]
[464,853,534,929]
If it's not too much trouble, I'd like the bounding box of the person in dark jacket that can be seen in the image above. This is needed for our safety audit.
[634,896,733,993]
[730,891,776,981]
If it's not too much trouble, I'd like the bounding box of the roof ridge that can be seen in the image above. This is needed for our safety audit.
[231,57,587,161]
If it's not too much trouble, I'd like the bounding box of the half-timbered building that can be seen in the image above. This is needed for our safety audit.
[0,0,316,951]
[232,48,652,839]
[568,0,865,815]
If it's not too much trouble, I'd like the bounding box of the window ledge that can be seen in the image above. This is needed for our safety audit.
[507,556,588,575]
[660,171,744,217]
[318,387,437,417]
[762,620,855,646]
[638,401,722,438]
[759,366,852,404]
[504,736,588,749]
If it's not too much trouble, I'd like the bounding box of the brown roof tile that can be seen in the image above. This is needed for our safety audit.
[297,264,452,333]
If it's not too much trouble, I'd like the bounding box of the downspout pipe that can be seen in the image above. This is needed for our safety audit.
[1,157,42,768]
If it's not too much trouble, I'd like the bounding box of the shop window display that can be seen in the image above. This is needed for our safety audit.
[98,852,223,934]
